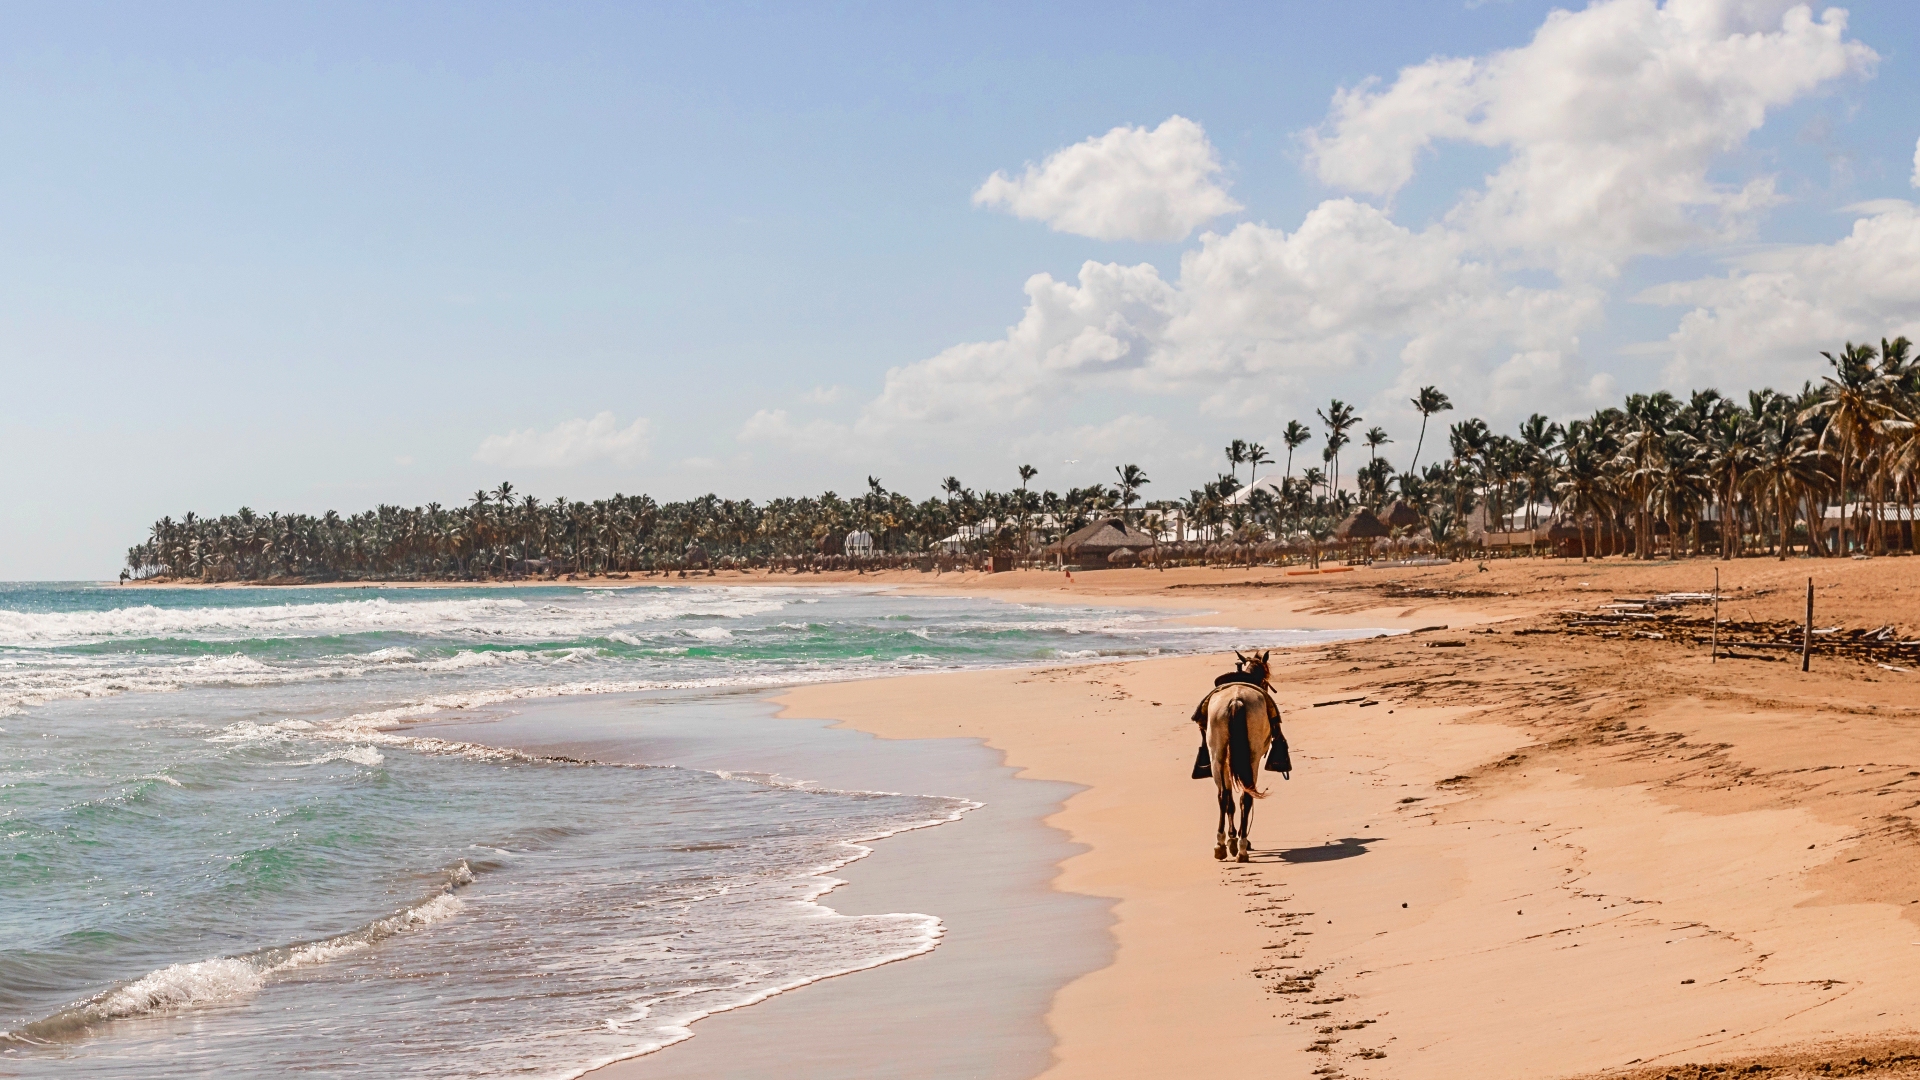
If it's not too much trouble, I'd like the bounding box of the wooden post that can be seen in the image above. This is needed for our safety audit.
[1801,577,1813,672]
[1711,567,1719,663]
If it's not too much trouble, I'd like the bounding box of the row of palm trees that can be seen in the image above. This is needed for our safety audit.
[126,337,1918,580]
[125,475,1141,582]
[1198,337,1916,561]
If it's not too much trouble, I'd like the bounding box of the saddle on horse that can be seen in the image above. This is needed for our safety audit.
[1191,669,1291,779]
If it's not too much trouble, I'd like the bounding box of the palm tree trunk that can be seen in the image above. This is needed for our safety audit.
[1777,485,1790,560]
[1837,451,1850,555]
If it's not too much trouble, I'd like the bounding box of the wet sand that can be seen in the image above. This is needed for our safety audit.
[421,691,1111,1080]
[438,557,1920,1078]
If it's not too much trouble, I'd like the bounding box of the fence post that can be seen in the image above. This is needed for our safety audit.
[1801,577,1813,672]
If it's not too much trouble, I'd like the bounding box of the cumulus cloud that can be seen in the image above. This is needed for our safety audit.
[1912,135,1920,187]
[748,0,1893,476]
[741,199,1603,453]
[1005,415,1208,477]
[1306,0,1873,264]
[973,116,1241,242]
[474,412,651,468]
[864,260,1177,426]
[1641,202,1920,388]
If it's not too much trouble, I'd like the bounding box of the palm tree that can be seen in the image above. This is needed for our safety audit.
[1408,386,1453,474]
[1282,421,1313,482]
[1017,464,1038,565]
[1224,440,1248,488]
[1363,426,1391,465]
[1114,464,1150,526]
[1702,402,1758,558]
[1246,443,1274,495]
[1517,414,1562,530]
[1749,406,1827,559]
[1448,418,1489,540]
[1316,400,1360,495]
[1555,421,1609,560]
[1802,342,1886,555]
[1617,393,1678,559]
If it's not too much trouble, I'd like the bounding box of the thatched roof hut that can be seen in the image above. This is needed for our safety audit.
[1049,518,1151,567]
[1335,507,1390,540]
[1384,500,1423,530]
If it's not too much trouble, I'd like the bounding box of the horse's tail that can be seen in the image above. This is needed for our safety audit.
[1227,698,1265,799]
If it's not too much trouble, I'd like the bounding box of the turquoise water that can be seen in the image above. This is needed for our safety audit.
[0,582,1379,1077]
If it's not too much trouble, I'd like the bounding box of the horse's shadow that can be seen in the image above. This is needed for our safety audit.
[1242,836,1384,864]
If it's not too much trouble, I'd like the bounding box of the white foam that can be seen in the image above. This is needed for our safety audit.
[290,745,385,767]
[128,773,184,788]
[78,958,266,1024]
[0,589,793,649]
[17,879,472,1038]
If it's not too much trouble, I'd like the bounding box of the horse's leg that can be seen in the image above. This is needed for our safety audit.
[1237,792,1254,862]
[1214,782,1231,861]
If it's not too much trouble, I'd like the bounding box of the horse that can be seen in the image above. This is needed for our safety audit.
[1205,650,1276,862]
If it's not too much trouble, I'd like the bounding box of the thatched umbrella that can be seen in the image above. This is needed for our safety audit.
[1334,507,1390,541]
[1047,518,1150,568]
[1384,500,1423,531]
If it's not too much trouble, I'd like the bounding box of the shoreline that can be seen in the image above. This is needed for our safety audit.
[48,560,1920,1076]
[576,558,1920,1079]
[419,689,1111,1080]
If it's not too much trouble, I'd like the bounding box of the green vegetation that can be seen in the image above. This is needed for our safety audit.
[125,338,1920,581]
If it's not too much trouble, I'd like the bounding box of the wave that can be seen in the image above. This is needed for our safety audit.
[563,791,976,1079]
[6,865,474,1044]
[288,745,385,767]
[0,590,794,649]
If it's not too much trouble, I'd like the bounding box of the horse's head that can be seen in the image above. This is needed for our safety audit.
[1235,649,1274,687]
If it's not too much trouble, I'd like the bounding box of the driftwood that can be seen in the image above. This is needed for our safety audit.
[1541,604,1920,667]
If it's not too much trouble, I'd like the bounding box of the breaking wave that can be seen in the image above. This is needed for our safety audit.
[8,867,474,1044]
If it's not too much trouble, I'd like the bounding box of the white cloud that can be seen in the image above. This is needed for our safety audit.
[1640,203,1920,388]
[1912,135,1920,187]
[741,199,1603,453]
[738,408,855,459]
[973,116,1241,242]
[1004,415,1207,480]
[474,412,651,468]
[1306,0,1873,265]
[745,1,1898,480]
[863,260,1177,427]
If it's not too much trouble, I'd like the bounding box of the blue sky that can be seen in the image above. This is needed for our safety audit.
[4,1,1918,578]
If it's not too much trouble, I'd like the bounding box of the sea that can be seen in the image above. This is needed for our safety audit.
[0,581,1382,1078]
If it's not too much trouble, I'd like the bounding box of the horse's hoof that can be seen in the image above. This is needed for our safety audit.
[1213,844,1228,861]
[1237,849,1250,863]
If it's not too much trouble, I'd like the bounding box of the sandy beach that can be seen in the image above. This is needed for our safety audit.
[531,558,1920,1080]
[107,561,1920,1076]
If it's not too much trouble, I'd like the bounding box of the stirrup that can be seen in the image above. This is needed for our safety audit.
[1191,745,1211,779]
[1264,738,1292,775]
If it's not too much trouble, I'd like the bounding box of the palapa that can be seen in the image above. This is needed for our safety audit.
[1048,518,1150,567]
[1384,500,1423,530]
[1334,507,1390,540]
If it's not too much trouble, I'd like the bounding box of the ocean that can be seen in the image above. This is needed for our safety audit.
[0,581,1380,1077]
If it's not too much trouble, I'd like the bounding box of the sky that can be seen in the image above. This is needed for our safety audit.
[3,0,1919,579]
